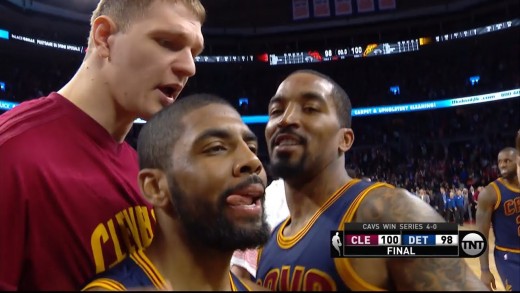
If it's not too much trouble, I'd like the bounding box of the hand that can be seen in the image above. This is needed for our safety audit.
[480,270,496,290]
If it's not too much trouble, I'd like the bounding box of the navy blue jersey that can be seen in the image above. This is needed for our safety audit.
[489,178,520,291]
[489,178,520,252]
[82,250,252,291]
[256,179,393,291]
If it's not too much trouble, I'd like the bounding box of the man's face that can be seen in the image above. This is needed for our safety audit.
[103,1,204,120]
[166,104,270,251]
[498,150,517,180]
[265,72,347,180]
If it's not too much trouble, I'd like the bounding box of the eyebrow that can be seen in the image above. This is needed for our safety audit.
[193,128,258,145]
[151,30,205,55]
[269,91,327,107]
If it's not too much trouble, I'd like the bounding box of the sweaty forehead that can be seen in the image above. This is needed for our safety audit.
[498,150,516,159]
[276,73,334,98]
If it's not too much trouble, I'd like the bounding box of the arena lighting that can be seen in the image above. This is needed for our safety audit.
[389,85,400,95]
[2,89,518,124]
[0,29,9,40]
[3,18,519,64]
[469,75,480,86]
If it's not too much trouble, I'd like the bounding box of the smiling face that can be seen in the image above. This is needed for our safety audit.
[96,0,204,120]
[265,72,352,180]
[165,103,270,251]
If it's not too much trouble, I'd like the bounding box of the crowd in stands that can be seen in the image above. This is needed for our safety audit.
[1,20,518,199]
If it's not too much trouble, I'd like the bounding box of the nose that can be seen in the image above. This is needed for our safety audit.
[277,103,300,128]
[233,144,263,177]
[172,48,196,78]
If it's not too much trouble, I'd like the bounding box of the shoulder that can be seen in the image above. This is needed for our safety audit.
[355,186,445,223]
[0,93,65,147]
[476,183,498,206]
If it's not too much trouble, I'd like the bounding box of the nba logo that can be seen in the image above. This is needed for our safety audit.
[330,231,344,258]
[459,231,487,257]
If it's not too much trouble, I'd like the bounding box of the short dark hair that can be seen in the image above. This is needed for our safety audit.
[137,93,233,170]
[291,69,352,128]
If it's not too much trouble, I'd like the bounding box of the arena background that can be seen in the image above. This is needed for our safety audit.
[0,1,518,289]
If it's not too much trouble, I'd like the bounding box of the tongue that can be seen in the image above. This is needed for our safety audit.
[226,195,253,206]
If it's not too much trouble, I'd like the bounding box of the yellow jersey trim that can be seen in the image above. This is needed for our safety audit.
[229,272,238,291]
[497,177,520,193]
[495,245,520,253]
[81,278,126,291]
[130,250,168,290]
[276,179,360,248]
[489,182,501,211]
[231,271,253,291]
[334,182,394,292]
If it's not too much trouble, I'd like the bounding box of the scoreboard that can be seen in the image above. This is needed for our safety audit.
[331,223,487,258]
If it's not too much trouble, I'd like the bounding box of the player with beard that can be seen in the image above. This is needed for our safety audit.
[255,69,487,291]
[477,146,520,291]
[82,94,271,291]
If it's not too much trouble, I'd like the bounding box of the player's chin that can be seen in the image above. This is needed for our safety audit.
[139,104,165,121]
[227,213,264,229]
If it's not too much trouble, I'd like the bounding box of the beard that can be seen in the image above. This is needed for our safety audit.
[168,176,270,252]
[269,152,306,180]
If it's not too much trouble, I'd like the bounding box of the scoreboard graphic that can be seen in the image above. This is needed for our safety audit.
[331,223,487,258]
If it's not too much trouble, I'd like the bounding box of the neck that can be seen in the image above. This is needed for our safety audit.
[145,221,234,291]
[58,61,135,143]
[283,160,351,233]
[502,175,520,188]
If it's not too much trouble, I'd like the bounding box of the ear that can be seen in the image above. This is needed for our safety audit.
[91,15,118,59]
[138,168,171,208]
[338,128,355,153]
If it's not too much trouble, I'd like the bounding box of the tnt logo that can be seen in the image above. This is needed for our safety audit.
[459,231,487,257]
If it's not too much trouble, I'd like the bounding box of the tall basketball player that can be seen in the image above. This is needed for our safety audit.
[476,146,520,291]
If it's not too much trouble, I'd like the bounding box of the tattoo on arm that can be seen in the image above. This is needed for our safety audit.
[355,187,489,291]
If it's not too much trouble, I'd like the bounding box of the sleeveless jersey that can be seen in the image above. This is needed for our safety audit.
[256,179,393,291]
[489,178,520,253]
[82,250,253,291]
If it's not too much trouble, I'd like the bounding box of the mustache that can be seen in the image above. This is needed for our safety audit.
[270,129,306,148]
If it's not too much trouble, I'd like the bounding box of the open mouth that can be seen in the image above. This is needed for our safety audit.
[158,85,177,99]
[273,133,302,148]
[226,183,264,209]
[228,195,262,208]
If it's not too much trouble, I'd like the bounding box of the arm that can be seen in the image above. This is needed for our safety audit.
[355,187,488,291]
[474,185,497,290]
[0,146,28,290]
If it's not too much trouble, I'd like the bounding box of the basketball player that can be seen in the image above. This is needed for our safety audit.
[476,146,520,291]
[0,0,205,290]
[255,69,488,291]
[82,94,271,290]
